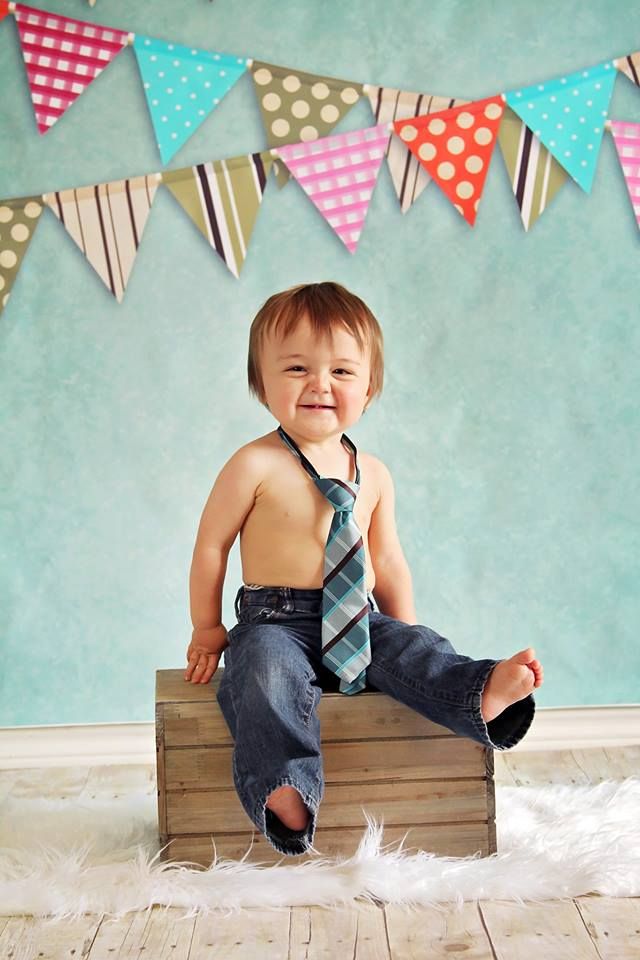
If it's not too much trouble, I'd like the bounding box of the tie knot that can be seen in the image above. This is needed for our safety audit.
[315,477,357,513]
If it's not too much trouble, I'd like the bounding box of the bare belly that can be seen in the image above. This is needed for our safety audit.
[239,530,376,593]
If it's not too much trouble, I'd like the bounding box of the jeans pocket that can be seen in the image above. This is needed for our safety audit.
[240,604,276,625]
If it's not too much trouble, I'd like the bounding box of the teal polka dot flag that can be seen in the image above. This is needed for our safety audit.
[505,60,616,193]
[133,36,249,165]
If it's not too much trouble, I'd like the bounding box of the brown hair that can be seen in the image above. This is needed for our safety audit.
[247,282,384,406]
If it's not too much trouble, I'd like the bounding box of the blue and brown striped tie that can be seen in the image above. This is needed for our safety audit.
[277,426,371,695]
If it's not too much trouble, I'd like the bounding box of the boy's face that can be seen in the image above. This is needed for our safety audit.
[260,315,372,440]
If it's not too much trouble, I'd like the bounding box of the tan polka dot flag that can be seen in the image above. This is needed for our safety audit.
[13,3,129,134]
[250,61,363,187]
[45,176,159,302]
[394,95,505,226]
[0,197,44,316]
[497,105,569,231]
[616,53,640,87]
[277,124,390,253]
[163,152,273,278]
[366,85,469,213]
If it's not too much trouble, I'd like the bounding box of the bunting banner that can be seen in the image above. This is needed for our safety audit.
[504,61,616,193]
[394,95,505,226]
[0,1,9,25]
[163,152,273,278]
[45,175,159,301]
[276,123,389,253]
[497,105,569,230]
[0,196,44,315]
[366,85,469,213]
[133,35,249,164]
[13,3,129,134]
[250,61,363,187]
[615,53,640,87]
[609,121,640,231]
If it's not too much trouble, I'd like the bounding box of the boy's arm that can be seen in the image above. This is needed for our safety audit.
[368,459,418,624]
[186,445,262,682]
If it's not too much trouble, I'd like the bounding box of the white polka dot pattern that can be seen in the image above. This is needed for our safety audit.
[133,34,248,165]
[505,60,617,193]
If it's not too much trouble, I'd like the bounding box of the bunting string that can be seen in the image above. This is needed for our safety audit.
[1,1,640,315]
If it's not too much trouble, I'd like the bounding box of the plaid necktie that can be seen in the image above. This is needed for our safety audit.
[277,426,371,695]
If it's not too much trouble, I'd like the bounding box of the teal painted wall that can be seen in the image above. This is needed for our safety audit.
[1,0,638,725]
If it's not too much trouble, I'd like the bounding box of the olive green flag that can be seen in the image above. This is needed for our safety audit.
[0,196,45,316]
[250,61,363,187]
[497,105,569,231]
[163,152,274,277]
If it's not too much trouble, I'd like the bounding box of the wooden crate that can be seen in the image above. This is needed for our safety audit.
[156,669,496,864]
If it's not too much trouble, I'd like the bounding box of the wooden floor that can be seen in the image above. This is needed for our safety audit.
[0,746,639,959]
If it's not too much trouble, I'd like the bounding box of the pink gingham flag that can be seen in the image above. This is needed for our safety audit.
[609,121,640,230]
[14,3,129,133]
[276,123,390,253]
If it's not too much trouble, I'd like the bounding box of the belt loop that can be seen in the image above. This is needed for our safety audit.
[234,586,244,621]
[283,586,294,613]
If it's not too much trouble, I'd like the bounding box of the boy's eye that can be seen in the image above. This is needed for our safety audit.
[334,368,353,376]
[285,366,306,372]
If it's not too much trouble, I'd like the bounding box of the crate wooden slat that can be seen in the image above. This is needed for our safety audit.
[156,669,496,865]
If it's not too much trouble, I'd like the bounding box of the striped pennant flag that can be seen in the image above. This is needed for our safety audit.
[366,84,469,213]
[0,196,44,316]
[394,96,504,226]
[13,3,129,134]
[615,53,640,87]
[0,1,9,25]
[609,121,640,231]
[45,176,159,301]
[276,124,390,253]
[250,61,363,187]
[163,152,274,278]
[497,105,569,230]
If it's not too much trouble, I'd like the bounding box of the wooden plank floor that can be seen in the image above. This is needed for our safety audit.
[0,746,639,959]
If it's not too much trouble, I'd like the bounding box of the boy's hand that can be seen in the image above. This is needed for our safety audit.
[185,625,228,684]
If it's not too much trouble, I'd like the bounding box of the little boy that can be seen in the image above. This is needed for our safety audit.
[186,281,543,856]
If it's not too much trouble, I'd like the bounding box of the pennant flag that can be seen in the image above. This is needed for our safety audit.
[13,3,129,134]
[163,152,273,277]
[615,53,640,87]
[394,95,504,226]
[0,196,44,315]
[250,61,363,187]
[497,105,569,230]
[505,61,616,193]
[609,121,640,231]
[45,176,159,301]
[366,85,469,213]
[277,124,389,253]
[133,36,249,165]
[0,1,9,25]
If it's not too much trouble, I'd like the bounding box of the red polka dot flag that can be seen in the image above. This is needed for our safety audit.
[0,2,9,25]
[393,95,505,225]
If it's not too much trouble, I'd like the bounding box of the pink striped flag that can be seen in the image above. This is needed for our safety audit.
[609,121,640,230]
[276,124,390,253]
[14,3,129,134]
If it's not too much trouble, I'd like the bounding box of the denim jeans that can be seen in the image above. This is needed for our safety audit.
[216,585,535,856]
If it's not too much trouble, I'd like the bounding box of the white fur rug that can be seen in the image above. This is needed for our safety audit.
[1,778,638,918]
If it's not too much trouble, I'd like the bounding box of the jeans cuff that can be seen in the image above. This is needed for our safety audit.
[470,660,536,751]
[256,778,319,857]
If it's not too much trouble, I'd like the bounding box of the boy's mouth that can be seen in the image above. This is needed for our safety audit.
[300,404,335,409]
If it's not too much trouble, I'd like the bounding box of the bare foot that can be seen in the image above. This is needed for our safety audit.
[265,785,310,831]
[481,647,544,723]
